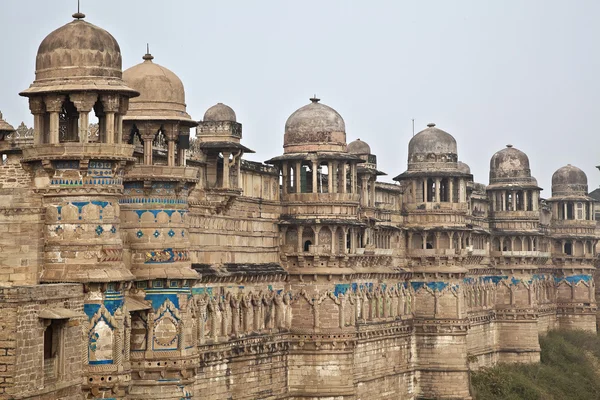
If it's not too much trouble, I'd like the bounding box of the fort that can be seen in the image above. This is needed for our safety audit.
[0,10,597,400]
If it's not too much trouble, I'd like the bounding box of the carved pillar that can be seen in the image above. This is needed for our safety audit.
[44,95,65,144]
[328,161,333,193]
[312,160,318,194]
[423,178,428,202]
[297,226,304,253]
[342,163,348,194]
[448,178,454,203]
[523,190,529,211]
[116,97,128,144]
[70,93,98,144]
[435,178,440,202]
[28,97,46,145]
[282,162,288,196]
[370,177,376,207]
[295,160,302,193]
[412,180,417,203]
[167,140,176,167]
[361,176,369,207]
[101,94,119,144]
[351,163,357,194]
[222,151,231,189]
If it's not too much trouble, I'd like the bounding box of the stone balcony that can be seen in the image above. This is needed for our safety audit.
[282,192,360,203]
[489,210,540,220]
[490,250,552,258]
[550,219,597,236]
[124,164,199,182]
[405,202,468,213]
[21,143,135,162]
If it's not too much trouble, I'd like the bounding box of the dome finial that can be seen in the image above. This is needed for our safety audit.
[143,43,154,61]
[72,0,85,19]
[310,95,320,103]
[506,144,513,148]
[427,122,436,128]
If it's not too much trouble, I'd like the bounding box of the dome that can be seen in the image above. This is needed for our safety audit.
[489,144,537,186]
[204,103,236,122]
[551,164,588,197]
[457,161,471,174]
[283,97,346,153]
[0,112,15,133]
[123,52,193,123]
[407,123,458,171]
[348,139,371,155]
[20,13,137,96]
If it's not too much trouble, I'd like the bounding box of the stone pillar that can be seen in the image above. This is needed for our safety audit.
[295,161,302,193]
[563,202,568,220]
[297,226,304,252]
[361,176,368,206]
[167,139,176,167]
[222,151,231,189]
[459,178,466,202]
[532,191,539,211]
[351,163,357,194]
[328,161,333,193]
[511,190,516,211]
[236,155,242,189]
[331,226,337,254]
[282,163,288,195]
[44,94,65,144]
[28,97,46,145]
[448,178,454,203]
[342,163,348,193]
[422,233,427,250]
[501,191,506,211]
[412,180,417,203]
[101,94,119,144]
[435,178,440,202]
[70,93,98,144]
[524,190,529,211]
[331,162,338,193]
[116,97,128,144]
[312,160,318,194]
[370,178,376,207]
[423,178,428,202]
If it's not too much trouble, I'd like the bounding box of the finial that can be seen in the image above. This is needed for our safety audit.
[73,0,85,19]
[0,111,3,120]
[143,43,154,61]
[427,123,436,128]
[309,95,320,103]
[506,144,513,148]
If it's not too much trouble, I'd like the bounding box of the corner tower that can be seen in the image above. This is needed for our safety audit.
[487,145,546,363]
[547,165,597,331]
[121,51,200,399]
[19,11,139,398]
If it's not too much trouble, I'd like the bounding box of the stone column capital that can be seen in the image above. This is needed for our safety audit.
[28,97,45,114]
[118,96,129,114]
[43,94,65,112]
[70,92,98,112]
[100,94,120,112]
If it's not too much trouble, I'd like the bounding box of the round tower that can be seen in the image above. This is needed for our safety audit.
[394,123,476,272]
[266,98,364,267]
[547,165,597,331]
[19,11,139,398]
[487,144,546,363]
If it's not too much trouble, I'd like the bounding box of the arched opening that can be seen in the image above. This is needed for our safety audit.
[303,240,312,252]
[492,238,501,251]
[564,241,573,256]
[566,202,574,220]
[58,99,79,142]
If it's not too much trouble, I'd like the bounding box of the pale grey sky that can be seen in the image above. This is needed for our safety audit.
[1,0,599,194]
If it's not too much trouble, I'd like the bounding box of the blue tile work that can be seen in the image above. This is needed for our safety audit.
[144,286,189,310]
[554,274,592,285]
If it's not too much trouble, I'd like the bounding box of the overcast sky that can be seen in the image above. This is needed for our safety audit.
[2,0,599,195]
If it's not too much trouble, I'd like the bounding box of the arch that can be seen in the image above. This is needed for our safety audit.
[303,240,312,252]
[564,241,573,256]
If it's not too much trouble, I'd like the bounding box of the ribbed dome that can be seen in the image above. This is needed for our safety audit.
[123,53,193,123]
[20,14,137,97]
[551,164,588,197]
[489,144,537,186]
[457,161,471,174]
[348,138,371,155]
[204,103,236,122]
[283,98,346,153]
[407,123,458,170]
